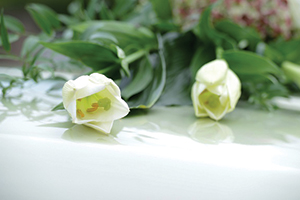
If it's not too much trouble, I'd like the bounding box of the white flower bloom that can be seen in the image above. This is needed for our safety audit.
[191,59,241,120]
[62,73,130,133]
[282,61,300,87]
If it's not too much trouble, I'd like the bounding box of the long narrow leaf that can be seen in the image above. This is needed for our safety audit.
[41,41,124,78]
[0,9,11,51]
[3,15,25,33]
[128,34,166,109]
[26,4,60,35]
[122,56,153,100]
[222,50,282,76]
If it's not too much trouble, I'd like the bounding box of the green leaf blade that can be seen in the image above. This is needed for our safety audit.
[41,41,122,76]
[71,21,157,52]
[222,50,281,76]
[0,10,11,51]
[3,15,25,33]
[150,0,173,21]
[26,4,60,35]
[122,56,153,100]
[128,35,166,109]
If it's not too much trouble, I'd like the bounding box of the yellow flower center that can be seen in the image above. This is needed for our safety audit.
[199,90,220,108]
[76,92,111,119]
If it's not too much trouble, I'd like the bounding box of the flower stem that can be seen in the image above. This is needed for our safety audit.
[216,47,224,59]
[123,49,146,64]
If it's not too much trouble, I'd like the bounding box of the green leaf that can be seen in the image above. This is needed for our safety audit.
[215,20,261,50]
[58,14,80,26]
[257,42,284,65]
[128,35,166,109]
[88,32,118,44]
[150,0,173,21]
[122,56,153,100]
[3,15,25,33]
[0,34,19,46]
[156,32,195,106]
[71,21,157,52]
[26,3,60,35]
[270,39,300,64]
[194,6,236,50]
[0,54,20,61]
[52,102,65,111]
[124,2,157,27]
[242,81,289,110]
[20,35,41,58]
[222,50,282,76]
[99,1,115,20]
[86,0,99,19]
[0,9,10,51]
[41,41,123,77]
[112,0,137,19]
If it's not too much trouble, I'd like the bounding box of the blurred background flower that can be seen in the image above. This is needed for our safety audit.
[173,0,294,39]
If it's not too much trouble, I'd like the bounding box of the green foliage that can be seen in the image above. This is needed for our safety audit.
[125,34,166,109]
[52,102,64,111]
[194,6,236,50]
[3,15,25,33]
[150,0,173,21]
[215,20,261,51]
[156,32,196,106]
[121,56,153,100]
[0,0,299,111]
[71,20,157,53]
[41,41,125,78]
[26,3,60,35]
[222,50,282,77]
[0,34,19,47]
[0,74,23,98]
[0,9,11,51]
[269,39,300,65]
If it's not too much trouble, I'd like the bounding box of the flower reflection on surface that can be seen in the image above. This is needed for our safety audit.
[62,124,119,145]
[188,119,234,144]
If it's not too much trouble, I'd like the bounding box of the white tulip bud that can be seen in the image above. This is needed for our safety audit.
[191,59,241,120]
[62,73,129,133]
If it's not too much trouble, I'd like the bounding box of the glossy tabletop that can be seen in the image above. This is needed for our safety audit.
[1,76,300,200]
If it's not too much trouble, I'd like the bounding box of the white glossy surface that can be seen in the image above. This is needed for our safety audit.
[1,79,300,200]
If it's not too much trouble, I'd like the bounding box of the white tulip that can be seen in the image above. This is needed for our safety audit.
[282,61,300,87]
[191,59,241,120]
[62,73,130,133]
[288,0,300,29]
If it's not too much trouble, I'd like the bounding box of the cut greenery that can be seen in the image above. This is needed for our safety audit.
[1,0,299,110]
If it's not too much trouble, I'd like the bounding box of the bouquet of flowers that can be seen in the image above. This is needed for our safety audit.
[1,0,300,133]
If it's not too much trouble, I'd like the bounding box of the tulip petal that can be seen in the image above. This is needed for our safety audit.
[198,90,229,120]
[62,80,76,109]
[84,120,114,133]
[226,69,241,111]
[202,102,229,120]
[75,81,106,100]
[192,83,208,117]
[196,60,228,86]
[90,73,121,97]
[207,85,224,96]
